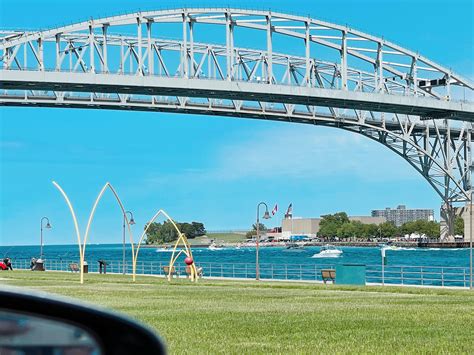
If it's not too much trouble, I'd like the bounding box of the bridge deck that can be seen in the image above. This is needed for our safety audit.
[2,70,473,121]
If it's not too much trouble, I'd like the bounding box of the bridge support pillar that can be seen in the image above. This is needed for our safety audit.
[457,204,474,242]
[440,203,455,241]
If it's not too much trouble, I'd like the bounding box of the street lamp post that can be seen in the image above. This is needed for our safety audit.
[123,211,135,274]
[256,202,271,280]
[40,217,52,260]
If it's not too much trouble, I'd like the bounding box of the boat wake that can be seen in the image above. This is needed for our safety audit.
[311,254,342,259]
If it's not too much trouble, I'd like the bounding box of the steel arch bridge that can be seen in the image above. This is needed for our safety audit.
[1,8,474,237]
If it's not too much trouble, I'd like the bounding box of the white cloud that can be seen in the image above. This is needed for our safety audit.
[144,125,420,186]
[213,125,419,181]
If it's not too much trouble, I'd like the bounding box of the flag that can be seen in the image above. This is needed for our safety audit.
[272,204,278,216]
[285,203,293,218]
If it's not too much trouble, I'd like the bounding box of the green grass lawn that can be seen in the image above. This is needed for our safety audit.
[160,233,247,246]
[1,271,473,354]
[205,232,247,243]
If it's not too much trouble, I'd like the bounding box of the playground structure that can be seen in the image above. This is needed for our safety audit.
[52,181,198,283]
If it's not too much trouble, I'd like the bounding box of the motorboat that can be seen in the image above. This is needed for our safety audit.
[311,245,343,258]
[208,242,223,251]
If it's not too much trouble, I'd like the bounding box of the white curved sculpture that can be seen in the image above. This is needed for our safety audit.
[53,181,198,283]
[134,209,198,282]
[52,181,135,284]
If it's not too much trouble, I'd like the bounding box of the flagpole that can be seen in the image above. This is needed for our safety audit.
[290,204,293,238]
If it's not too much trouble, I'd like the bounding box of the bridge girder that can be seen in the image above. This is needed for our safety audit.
[1,8,473,237]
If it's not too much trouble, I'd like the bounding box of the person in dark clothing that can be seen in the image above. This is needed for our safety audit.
[3,258,13,270]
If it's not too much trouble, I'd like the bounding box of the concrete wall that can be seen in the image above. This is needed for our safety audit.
[281,218,320,234]
[459,204,474,242]
[349,216,386,225]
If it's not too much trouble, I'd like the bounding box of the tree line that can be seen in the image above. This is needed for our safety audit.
[145,221,206,244]
[317,212,464,239]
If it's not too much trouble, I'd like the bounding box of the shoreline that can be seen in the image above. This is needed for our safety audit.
[142,241,472,249]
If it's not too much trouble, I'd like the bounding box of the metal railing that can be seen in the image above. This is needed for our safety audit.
[10,259,470,288]
[366,265,469,287]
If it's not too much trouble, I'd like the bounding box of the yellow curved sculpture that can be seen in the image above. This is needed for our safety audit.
[53,181,198,283]
[134,209,198,282]
[168,233,199,282]
[52,181,135,284]
[52,181,85,283]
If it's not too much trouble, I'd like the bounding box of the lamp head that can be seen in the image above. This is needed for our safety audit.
[263,211,271,220]
[45,222,52,229]
[129,218,136,225]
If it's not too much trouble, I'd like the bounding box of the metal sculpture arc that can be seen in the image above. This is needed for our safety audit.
[53,180,198,283]
[134,209,199,282]
[2,8,474,236]
[52,181,135,284]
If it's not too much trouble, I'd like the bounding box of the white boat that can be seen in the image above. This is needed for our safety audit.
[311,245,343,258]
[155,247,173,252]
[208,243,223,251]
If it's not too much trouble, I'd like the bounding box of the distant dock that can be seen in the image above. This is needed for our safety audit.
[416,241,471,249]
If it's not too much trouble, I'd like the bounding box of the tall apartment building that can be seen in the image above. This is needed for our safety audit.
[371,205,434,227]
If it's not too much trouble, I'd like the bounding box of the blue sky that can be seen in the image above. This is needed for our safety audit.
[1,0,473,246]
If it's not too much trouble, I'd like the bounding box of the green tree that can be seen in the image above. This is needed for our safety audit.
[318,212,350,238]
[145,220,207,244]
[191,222,206,236]
[378,221,398,238]
[399,220,440,238]
[337,221,364,239]
[253,222,267,231]
[363,224,379,239]
[246,223,267,238]
[454,216,464,236]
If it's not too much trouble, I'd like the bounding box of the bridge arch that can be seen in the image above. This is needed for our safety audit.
[2,8,473,237]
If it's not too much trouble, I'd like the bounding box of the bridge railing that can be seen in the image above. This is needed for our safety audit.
[10,259,469,288]
[3,66,466,105]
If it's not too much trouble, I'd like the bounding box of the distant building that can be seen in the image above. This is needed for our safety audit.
[280,215,386,239]
[371,205,434,227]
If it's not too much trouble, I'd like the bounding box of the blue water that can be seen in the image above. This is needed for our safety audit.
[0,244,470,268]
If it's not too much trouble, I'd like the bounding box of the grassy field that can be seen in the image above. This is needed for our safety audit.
[159,233,247,246]
[1,271,473,354]
[205,232,247,243]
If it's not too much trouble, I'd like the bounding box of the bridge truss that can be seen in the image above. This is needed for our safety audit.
[1,8,473,237]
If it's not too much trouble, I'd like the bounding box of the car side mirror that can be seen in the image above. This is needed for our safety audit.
[0,286,166,355]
